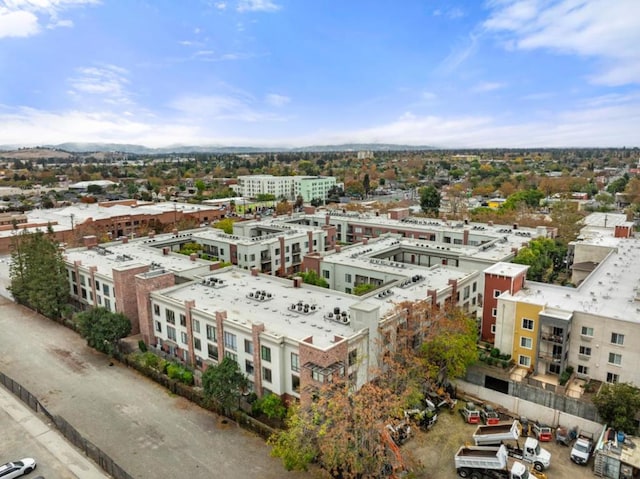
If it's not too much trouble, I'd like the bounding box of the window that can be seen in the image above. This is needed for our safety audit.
[225,351,237,362]
[180,314,187,327]
[493,289,501,298]
[577,365,589,375]
[192,319,200,333]
[522,318,534,331]
[323,270,330,279]
[608,353,622,365]
[345,273,352,283]
[492,308,497,318]
[167,326,176,341]
[607,372,619,384]
[245,360,254,375]
[194,338,202,351]
[181,332,188,344]
[611,333,625,345]
[581,326,593,337]
[262,367,272,383]
[166,310,175,325]
[224,332,237,351]
[261,345,271,362]
[103,284,109,296]
[463,285,470,300]
[206,325,217,342]
[95,280,100,290]
[207,343,218,360]
[348,349,358,366]
[472,282,477,293]
[520,337,533,349]
[104,298,111,310]
[490,324,496,334]
[80,275,86,286]
[291,353,300,372]
[579,346,592,356]
[155,321,162,333]
[153,304,160,316]
[244,339,253,354]
[292,374,300,393]
[519,355,531,367]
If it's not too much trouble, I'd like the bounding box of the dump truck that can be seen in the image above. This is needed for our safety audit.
[454,445,547,479]
[472,420,551,471]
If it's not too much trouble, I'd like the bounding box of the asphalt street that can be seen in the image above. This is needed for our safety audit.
[0,294,310,479]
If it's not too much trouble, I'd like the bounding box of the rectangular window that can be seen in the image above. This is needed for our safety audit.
[95,280,100,290]
[520,337,532,349]
[181,332,188,344]
[519,355,531,367]
[245,360,254,375]
[577,365,589,375]
[522,318,534,330]
[472,282,477,293]
[579,345,592,356]
[180,314,187,327]
[153,304,160,316]
[207,343,219,360]
[291,353,300,372]
[155,321,162,333]
[166,310,175,325]
[581,326,594,337]
[244,339,253,354]
[463,285,470,300]
[490,324,496,334]
[493,289,501,298]
[80,275,86,286]
[103,284,109,296]
[323,270,330,279]
[167,326,176,341]
[104,298,111,310]
[262,367,272,383]
[348,349,358,366]
[609,352,622,365]
[492,308,497,318]
[225,351,237,362]
[224,332,237,351]
[345,273,352,283]
[261,345,271,362]
[194,338,202,351]
[192,319,200,333]
[292,374,300,393]
[206,325,217,342]
[607,372,619,384]
[611,333,625,345]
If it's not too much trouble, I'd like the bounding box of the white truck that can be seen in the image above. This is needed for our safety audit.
[472,420,551,471]
[454,445,547,479]
[570,431,594,465]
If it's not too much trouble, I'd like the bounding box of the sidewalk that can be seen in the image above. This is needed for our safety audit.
[0,385,109,479]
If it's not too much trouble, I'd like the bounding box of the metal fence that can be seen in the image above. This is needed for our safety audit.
[0,371,133,479]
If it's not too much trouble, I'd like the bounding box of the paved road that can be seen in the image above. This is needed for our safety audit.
[0,297,310,479]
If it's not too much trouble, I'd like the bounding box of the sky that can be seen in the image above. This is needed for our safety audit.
[1,0,640,149]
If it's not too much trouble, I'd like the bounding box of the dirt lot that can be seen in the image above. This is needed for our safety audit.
[403,401,598,479]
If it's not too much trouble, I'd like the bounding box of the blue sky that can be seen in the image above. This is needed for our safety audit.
[1,0,639,148]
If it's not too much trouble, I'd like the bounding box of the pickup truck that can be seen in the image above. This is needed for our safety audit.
[570,431,594,465]
[460,402,481,424]
[454,445,547,479]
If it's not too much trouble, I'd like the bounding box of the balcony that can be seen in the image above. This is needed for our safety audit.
[260,253,272,263]
[538,352,563,363]
[540,333,564,344]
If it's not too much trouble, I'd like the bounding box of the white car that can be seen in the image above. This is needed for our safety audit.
[0,458,37,478]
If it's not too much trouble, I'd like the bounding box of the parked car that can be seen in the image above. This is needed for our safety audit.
[459,402,481,424]
[0,458,37,478]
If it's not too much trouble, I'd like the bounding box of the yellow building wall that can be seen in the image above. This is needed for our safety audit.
[512,302,543,369]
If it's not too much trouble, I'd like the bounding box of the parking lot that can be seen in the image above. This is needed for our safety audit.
[404,403,597,478]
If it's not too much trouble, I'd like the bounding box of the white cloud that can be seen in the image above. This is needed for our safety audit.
[439,32,480,74]
[169,94,284,122]
[472,81,507,92]
[0,8,39,37]
[265,93,290,107]
[0,0,97,37]
[484,0,640,85]
[215,2,227,10]
[237,0,280,13]
[68,65,132,104]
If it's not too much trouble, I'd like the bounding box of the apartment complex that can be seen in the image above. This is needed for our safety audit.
[233,175,337,202]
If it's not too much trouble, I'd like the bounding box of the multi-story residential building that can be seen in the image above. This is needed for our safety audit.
[233,175,337,202]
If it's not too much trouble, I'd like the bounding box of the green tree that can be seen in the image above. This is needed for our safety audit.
[87,184,103,194]
[512,237,566,283]
[9,229,69,319]
[549,200,584,245]
[213,218,235,235]
[419,185,440,216]
[256,193,276,202]
[194,179,206,194]
[253,393,287,420]
[202,356,249,415]
[268,402,318,471]
[363,173,371,197]
[593,382,640,434]
[75,307,132,355]
[502,189,544,210]
[298,270,329,288]
[607,175,629,195]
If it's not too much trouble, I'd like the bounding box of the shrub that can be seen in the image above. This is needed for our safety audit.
[252,393,287,420]
[167,362,195,385]
[490,348,500,358]
[140,351,165,371]
[138,340,148,352]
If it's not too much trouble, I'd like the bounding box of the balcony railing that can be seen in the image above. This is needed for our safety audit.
[540,333,564,344]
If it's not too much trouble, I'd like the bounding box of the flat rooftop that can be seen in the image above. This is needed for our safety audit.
[161,268,365,349]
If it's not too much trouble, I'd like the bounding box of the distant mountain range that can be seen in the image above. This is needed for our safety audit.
[0,142,436,155]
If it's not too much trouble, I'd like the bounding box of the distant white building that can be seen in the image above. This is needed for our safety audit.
[233,175,337,202]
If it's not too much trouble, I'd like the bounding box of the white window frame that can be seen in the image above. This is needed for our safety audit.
[520,337,533,349]
[519,355,531,367]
